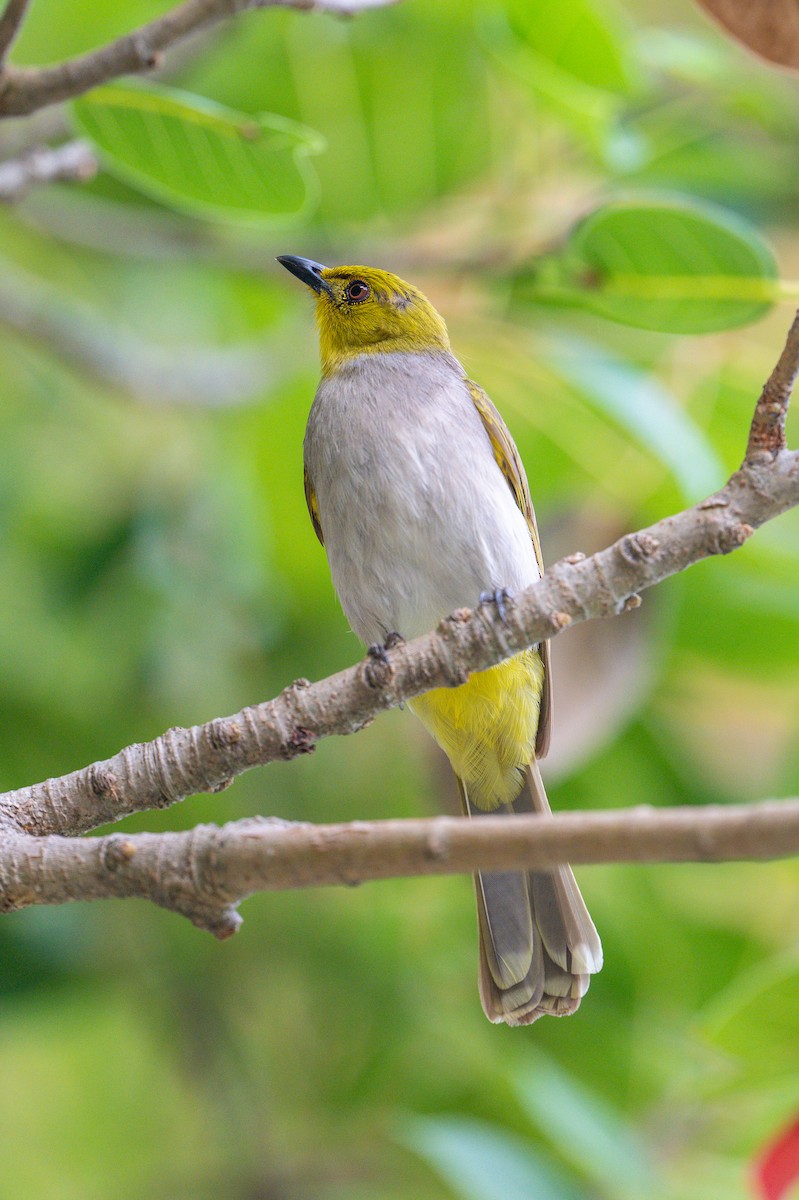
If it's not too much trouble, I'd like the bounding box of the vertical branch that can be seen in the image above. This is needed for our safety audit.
[0,0,30,65]
[747,308,799,460]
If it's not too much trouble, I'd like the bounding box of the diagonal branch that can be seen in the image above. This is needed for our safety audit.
[0,0,400,118]
[2,450,798,839]
[1,313,798,839]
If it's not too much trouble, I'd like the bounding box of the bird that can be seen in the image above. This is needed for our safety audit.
[278,254,602,1025]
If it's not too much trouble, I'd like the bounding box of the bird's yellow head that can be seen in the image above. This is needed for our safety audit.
[278,256,450,375]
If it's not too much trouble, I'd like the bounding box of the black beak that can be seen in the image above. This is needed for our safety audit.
[277,255,333,297]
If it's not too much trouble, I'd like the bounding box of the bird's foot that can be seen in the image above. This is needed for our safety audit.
[367,632,404,663]
[365,632,404,688]
[479,587,513,625]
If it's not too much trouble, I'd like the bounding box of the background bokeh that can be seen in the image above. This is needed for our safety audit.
[2,1,799,1196]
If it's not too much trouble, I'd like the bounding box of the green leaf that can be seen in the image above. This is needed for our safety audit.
[72,82,324,225]
[478,5,636,161]
[525,196,779,333]
[516,1056,660,1199]
[542,334,725,498]
[698,953,799,1084]
[399,1116,582,1200]
[505,0,635,94]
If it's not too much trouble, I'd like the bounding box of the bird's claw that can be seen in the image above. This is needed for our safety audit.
[367,642,390,666]
[367,632,404,666]
[479,587,513,625]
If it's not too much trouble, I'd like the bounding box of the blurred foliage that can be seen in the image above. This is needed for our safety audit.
[1,0,799,1197]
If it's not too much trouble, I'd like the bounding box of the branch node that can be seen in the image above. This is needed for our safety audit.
[207,718,241,750]
[213,910,242,940]
[619,533,660,563]
[446,607,472,626]
[130,33,161,70]
[563,551,586,565]
[103,835,137,870]
[434,608,474,683]
[285,726,315,756]
[698,495,730,510]
[425,819,452,861]
[90,764,119,800]
[746,449,777,466]
[718,522,754,554]
[622,594,642,611]
[550,611,572,632]
[182,902,243,940]
[362,655,394,690]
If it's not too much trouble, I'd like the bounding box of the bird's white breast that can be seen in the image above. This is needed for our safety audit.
[303,351,540,645]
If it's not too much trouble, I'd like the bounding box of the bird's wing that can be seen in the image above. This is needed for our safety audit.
[304,463,325,546]
[466,379,552,758]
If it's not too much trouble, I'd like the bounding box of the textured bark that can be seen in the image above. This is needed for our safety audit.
[4,799,799,937]
[0,0,399,118]
[4,445,797,839]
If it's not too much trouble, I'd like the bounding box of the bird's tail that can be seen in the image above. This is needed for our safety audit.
[459,762,603,1026]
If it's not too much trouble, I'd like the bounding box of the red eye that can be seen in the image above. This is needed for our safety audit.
[345,279,370,303]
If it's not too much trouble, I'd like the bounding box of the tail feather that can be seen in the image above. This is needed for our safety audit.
[475,870,534,987]
[459,762,602,1026]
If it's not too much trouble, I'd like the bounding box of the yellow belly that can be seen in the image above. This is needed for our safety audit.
[408,649,544,811]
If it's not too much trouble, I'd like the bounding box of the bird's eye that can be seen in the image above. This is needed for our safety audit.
[345,279,370,304]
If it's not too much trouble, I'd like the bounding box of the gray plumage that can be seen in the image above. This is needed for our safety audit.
[304,348,602,1024]
[304,350,540,644]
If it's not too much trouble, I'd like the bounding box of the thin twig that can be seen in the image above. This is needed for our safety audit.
[0,139,97,201]
[0,257,281,404]
[747,308,799,458]
[0,0,30,66]
[0,0,400,118]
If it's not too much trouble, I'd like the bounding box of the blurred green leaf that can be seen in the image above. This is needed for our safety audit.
[400,1115,583,1200]
[72,82,324,225]
[524,196,778,332]
[541,334,725,497]
[505,0,635,94]
[478,5,632,161]
[516,1055,660,1199]
[185,4,496,225]
[698,954,799,1084]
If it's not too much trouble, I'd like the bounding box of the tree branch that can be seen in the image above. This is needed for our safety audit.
[3,799,799,936]
[0,138,97,201]
[0,310,798,930]
[0,0,400,118]
[0,0,30,67]
[747,308,799,458]
[4,428,799,839]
